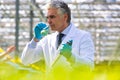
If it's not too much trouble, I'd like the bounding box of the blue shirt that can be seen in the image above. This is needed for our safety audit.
[58,23,72,41]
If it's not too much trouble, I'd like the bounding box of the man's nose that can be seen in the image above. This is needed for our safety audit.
[47,18,52,24]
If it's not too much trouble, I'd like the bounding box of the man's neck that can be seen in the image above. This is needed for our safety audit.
[58,23,70,33]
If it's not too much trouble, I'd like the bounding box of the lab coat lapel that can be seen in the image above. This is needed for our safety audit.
[49,32,58,50]
[47,32,58,66]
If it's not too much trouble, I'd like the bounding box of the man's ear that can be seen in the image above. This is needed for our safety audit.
[64,13,68,22]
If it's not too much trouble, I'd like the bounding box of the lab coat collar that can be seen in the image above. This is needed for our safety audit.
[57,23,77,49]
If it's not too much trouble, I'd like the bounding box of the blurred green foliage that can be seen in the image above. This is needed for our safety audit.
[0,60,120,80]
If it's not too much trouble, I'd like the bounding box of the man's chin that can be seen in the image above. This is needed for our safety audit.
[49,28,56,32]
[51,28,56,31]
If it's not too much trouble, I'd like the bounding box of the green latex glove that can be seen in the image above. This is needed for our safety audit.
[60,40,73,59]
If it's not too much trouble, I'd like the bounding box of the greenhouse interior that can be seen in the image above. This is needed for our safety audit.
[0,0,120,80]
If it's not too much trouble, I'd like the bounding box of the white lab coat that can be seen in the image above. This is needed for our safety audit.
[21,23,94,69]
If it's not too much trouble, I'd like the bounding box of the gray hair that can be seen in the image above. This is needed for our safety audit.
[47,0,71,23]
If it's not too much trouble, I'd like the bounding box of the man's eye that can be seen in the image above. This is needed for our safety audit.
[50,15,56,18]
[46,15,56,19]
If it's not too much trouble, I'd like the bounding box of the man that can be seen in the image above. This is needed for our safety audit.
[21,0,94,70]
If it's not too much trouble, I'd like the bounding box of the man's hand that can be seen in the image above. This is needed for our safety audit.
[6,46,15,53]
[34,22,48,40]
[60,40,73,59]
[0,46,15,59]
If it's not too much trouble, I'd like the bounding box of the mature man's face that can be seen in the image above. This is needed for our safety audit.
[46,8,68,32]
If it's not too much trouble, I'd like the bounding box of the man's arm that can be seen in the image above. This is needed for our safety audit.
[70,32,94,70]
[59,32,94,70]
[21,22,48,65]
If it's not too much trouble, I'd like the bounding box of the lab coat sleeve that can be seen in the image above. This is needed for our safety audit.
[21,39,44,65]
[70,32,95,70]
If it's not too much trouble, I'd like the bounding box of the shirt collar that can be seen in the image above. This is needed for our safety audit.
[61,23,72,35]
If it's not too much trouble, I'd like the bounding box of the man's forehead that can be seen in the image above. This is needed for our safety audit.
[47,7,58,11]
[47,8,58,14]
